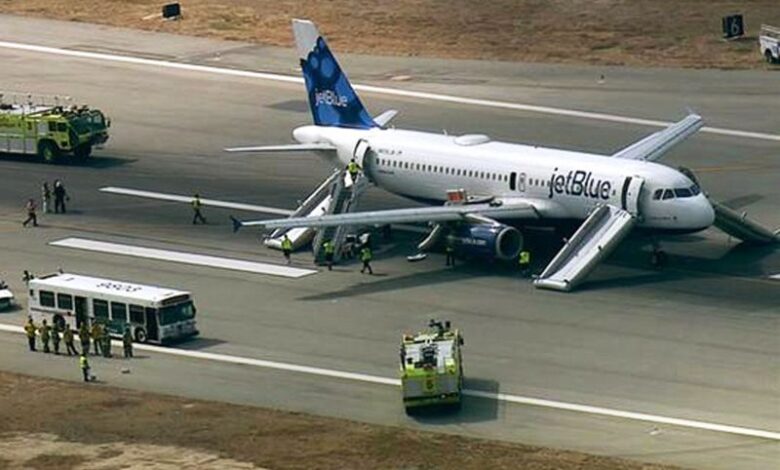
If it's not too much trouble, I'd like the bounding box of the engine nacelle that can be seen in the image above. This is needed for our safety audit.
[449,224,523,261]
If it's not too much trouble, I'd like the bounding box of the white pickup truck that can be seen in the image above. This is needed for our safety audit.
[759,24,780,63]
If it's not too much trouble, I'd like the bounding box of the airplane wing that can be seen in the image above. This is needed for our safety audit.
[612,113,703,162]
[224,143,337,153]
[233,200,543,231]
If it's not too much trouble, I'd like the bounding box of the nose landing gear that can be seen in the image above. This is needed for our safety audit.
[650,239,667,268]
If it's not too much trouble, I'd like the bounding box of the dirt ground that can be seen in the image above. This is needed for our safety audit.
[0,372,683,470]
[0,1,778,69]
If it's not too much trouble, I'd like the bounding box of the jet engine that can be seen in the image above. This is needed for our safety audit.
[448,223,523,261]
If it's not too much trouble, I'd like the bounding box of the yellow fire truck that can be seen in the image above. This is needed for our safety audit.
[400,319,464,412]
[0,93,110,163]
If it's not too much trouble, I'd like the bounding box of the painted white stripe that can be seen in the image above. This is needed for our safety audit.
[49,237,316,278]
[100,187,293,216]
[0,40,778,142]
[0,322,776,441]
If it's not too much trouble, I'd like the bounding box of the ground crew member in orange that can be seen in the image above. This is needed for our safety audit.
[90,322,103,356]
[40,319,51,353]
[360,245,373,275]
[24,317,37,352]
[79,322,91,355]
[79,354,90,382]
[323,240,335,271]
[51,323,61,355]
[347,158,360,182]
[192,193,207,224]
[281,235,293,265]
[518,250,531,277]
[63,327,78,356]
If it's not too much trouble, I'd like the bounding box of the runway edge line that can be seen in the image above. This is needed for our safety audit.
[0,40,779,142]
[0,323,777,441]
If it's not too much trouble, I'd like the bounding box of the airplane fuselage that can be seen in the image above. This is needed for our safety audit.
[293,125,715,233]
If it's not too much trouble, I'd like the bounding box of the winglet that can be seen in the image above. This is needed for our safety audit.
[230,216,243,233]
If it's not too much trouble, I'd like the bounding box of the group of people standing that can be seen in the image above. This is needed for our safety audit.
[22,179,69,227]
[24,316,135,382]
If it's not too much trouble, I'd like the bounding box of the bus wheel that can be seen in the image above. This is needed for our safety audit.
[766,50,777,64]
[134,328,148,343]
[38,141,60,164]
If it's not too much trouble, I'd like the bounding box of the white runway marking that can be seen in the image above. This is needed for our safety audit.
[0,40,778,142]
[0,322,776,441]
[100,187,293,215]
[49,237,316,278]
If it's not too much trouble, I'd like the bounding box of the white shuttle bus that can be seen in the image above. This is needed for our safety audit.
[28,273,198,344]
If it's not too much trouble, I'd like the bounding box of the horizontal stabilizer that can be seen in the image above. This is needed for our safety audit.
[612,113,703,162]
[374,110,398,127]
[224,143,336,153]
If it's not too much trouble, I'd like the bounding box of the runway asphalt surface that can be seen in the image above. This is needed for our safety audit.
[0,15,778,470]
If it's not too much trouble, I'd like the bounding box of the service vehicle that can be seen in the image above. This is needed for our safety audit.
[0,280,13,311]
[28,273,198,344]
[0,93,110,162]
[400,319,464,412]
[760,24,780,63]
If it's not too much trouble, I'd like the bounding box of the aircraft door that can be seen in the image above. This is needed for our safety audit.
[353,138,375,180]
[621,176,645,216]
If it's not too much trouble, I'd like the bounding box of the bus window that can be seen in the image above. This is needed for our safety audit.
[93,299,109,320]
[129,304,145,324]
[159,301,196,325]
[111,302,127,323]
[40,290,55,307]
[56,293,73,310]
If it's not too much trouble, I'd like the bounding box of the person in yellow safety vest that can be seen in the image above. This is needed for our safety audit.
[63,327,79,356]
[281,235,293,265]
[518,250,531,276]
[347,158,360,182]
[79,322,91,355]
[40,319,51,353]
[90,322,103,356]
[323,240,335,271]
[79,354,91,382]
[360,245,373,275]
[24,317,37,352]
[192,193,207,225]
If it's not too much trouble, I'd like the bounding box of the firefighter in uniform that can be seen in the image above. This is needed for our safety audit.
[323,240,335,271]
[518,250,531,277]
[90,322,103,356]
[79,354,91,382]
[101,326,112,358]
[445,239,456,267]
[281,235,293,265]
[347,158,360,183]
[63,327,79,356]
[192,193,207,224]
[122,325,133,359]
[24,317,37,352]
[51,323,61,355]
[360,245,374,275]
[40,319,51,353]
[79,322,91,355]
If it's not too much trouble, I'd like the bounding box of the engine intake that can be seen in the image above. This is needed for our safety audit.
[449,224,523,261]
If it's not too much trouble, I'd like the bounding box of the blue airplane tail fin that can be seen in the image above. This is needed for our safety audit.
[292,19,377,129]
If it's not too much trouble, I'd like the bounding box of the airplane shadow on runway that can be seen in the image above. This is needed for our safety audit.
[407,377,500,425]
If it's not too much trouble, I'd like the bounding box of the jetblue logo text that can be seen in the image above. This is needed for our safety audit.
[548,169,611,200]
[315,89,348,108]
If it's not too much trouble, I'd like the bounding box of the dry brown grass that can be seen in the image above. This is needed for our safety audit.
[0,0,778,68]
[0,371,683,470]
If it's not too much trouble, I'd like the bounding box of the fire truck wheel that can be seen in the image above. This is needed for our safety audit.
[74,144,92,160]
[766,50,776,64]
[38,141,60,163]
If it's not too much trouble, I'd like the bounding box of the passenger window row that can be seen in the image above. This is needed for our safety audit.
[376,158,509,182]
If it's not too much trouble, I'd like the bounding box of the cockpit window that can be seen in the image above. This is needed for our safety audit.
[662,189,674,200]
[690,184,700,196]
[653,189,663,200]
[674,187,693,198]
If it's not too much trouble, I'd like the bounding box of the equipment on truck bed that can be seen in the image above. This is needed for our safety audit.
[400,319,464,412]
[0,92,110,162]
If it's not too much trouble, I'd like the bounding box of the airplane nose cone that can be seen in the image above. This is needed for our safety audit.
[693,195,715,229]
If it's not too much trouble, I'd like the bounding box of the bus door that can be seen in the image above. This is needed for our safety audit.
[74,296,87,328]
[145,307,159,341]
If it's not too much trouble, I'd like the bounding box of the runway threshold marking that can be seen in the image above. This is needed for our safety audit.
[49,237,316,278]
[0,40,778,143]
[100,187,294,216]
[0,323,776,442]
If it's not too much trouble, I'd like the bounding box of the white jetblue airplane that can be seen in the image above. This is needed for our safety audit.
[228,19,775,291]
